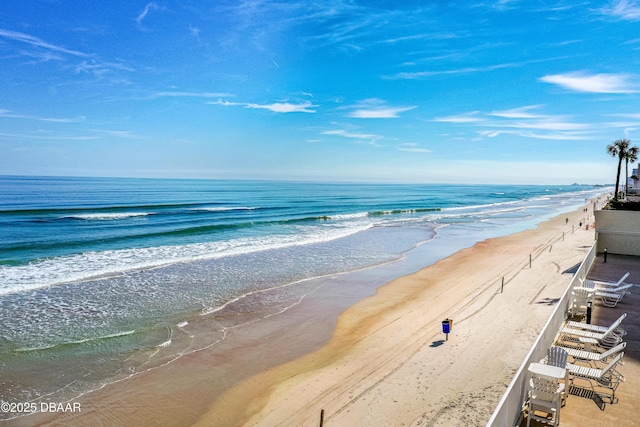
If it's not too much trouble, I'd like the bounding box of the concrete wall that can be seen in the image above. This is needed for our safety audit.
[595,210,640,256]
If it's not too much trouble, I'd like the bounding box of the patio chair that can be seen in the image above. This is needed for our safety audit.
[594,285,632,308]
[568,287,592,317]
[547,346,568,368]
[582,272,630,289]
[596,283,632,293]
[558,315,625,350]
[546,346,569,403]
[560,342,626,368]
[527,375,564,427]
[567,352,625,402]
[565,313,627,337]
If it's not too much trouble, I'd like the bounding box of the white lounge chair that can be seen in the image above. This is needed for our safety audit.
[527,376,564,427]
[560,342,626,368]
[558,315,625,350]
[594,285,632,307]
[565,313,627,337]
[567,352,625,402]
[605,283,633,293]
[583,272,630,289]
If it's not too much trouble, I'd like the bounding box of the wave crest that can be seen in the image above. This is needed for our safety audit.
[62,213,151,221]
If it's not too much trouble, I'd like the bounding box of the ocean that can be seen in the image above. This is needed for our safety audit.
[0,176,606,417]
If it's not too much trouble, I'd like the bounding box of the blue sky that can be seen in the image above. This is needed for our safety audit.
[1,1,640,184]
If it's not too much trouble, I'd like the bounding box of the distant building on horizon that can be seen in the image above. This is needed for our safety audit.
[628,164,639,190]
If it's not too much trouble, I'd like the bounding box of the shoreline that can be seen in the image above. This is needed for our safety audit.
[9,198,602,426]
[199,200,601,426]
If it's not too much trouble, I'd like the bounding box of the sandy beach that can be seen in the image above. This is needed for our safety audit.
[199,204,598,426]
[12,200,599,427]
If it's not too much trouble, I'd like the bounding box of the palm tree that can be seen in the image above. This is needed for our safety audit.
[607,138,631,200]
[624,146,639,197]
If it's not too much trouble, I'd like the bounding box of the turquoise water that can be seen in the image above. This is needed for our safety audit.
[0,176,606,414]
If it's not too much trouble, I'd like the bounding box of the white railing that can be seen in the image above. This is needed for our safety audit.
[486,241,598,427]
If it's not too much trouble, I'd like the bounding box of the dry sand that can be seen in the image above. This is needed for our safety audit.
[16,201,600,427]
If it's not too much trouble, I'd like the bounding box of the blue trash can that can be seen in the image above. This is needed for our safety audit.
[442,319,451,334]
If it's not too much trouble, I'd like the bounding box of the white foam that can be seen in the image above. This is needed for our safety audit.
[190,206,256,212]
[442,199,521,212]
[0,221,374,295]
[63,213,150,220]
[15,330,136,352]
[329,212,368,220]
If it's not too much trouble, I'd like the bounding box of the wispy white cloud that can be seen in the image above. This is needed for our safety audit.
[0,109,85,123]
[18,50,65,64]
[0,110,143,141]
[601,121,640,129]
[206,0,365,56]
[389,62,517,79]
[539,72,639,93]
[500,119,590,131]
[297,5,378,52]
[246,101,316,113]
[74,59,136,79]
[210,99,316,113]
[210,99,239,107]
[346,98,417,118]
[435,106,596,141]
[137,3,160,25]
[477,129,590,140]
[434,112,484,123]
[322,129,383,145]
[0,29,89,57]
[188,25,201,40]
[150,91,233,99]
[349,107,414,119]
[398,143,431,153]
[381,32,460,45]
[487,0,521,11]
[611,112,640,119]
[0,132,99,141]
[0,29,134,83]
[601,0,640,20]
[0,128,144,142]
[490,105,545,119]
[92,130,141,139]
[389,55,571,80]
